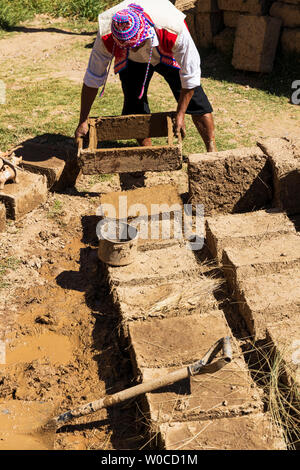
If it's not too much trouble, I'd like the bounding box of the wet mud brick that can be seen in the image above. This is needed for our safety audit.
[233,270,300,339]
[206,210,296,262]
[79,145,182,174]
[140,363,262,424]
[93,113,174,142]
[106,244,202,287]
[135,218,188,251]
[128,314,263,421]
[113,276,218,322]
[232,15,282,73]
[195,11,223,47]
[0,172,47,221]
[258,137,300,215]
[281,27,300,53]
[98,184,183,220]
[270,1,300,27]
[128,312,230,369]
[16,143,79,190]
[0,203,6,232]
[159,413,286,450]
[218,0,271,14]
[188,146,272,215]
[266,317,300,391]
[222,233,300,293]
[98,185,190,250]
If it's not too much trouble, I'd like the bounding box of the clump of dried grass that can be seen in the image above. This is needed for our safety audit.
[147,275,223,315]
[245,339,300,449]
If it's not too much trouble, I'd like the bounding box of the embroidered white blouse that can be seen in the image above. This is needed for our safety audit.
[84,25,201,90]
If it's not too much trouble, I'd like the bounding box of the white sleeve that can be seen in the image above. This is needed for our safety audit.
[83,32,113,89]
[172,25,201,90]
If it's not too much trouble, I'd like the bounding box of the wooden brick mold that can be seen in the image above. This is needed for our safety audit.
[78,113,183,174]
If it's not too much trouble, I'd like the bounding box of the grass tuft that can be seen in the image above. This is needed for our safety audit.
[47,199,64,218]
[0,256,21,289]
[245,339,300,449]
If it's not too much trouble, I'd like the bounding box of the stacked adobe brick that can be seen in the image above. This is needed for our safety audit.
[175,0,300,71]
[102,184,287,449]
[271,1,300,55]
[188,137,300,422]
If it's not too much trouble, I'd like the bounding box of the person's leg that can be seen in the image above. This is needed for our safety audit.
[192,114,217,152]
[119,60,154,146]
[154,64,216,152]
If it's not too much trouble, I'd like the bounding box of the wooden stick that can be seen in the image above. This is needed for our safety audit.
[167,116,174,146]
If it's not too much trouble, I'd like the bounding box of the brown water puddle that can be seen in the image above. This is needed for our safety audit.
[0,400,56,450]
[4,332,73,366]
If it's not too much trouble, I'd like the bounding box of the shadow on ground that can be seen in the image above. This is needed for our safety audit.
[201,47,300,100]
[14,133,81,192]
[8,25,96,36]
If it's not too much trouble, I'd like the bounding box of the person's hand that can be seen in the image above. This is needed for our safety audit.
[174,112,186,140]
[75,121,89,145]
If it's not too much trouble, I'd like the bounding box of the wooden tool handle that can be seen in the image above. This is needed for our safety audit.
[54,367,189,426]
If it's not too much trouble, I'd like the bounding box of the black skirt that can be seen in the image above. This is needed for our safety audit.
[119,59,213,116]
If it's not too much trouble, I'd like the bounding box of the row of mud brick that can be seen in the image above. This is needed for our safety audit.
[174,0,300,70]
[102,186,287,449]
[206,210,300,394]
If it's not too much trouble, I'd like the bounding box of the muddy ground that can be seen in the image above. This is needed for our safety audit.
[0,191,148,450]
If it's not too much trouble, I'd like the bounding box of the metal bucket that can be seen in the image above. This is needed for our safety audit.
[98,221,138,266]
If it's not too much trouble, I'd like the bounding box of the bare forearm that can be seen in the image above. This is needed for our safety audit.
[75,83,99,140]
[79,83,99,124]
[174,88,195,139]
[177,88,195,116]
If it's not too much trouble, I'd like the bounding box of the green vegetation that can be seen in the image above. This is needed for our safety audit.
[0,0,119,30]
[0,15,298,160]
[47,199,64,218]
[89,174,114,185]
[0,1,29,29]
[0,257,21,289]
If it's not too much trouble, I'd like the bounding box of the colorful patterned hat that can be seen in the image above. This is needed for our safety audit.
[111,3,155,49]
[100,4,155,100]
